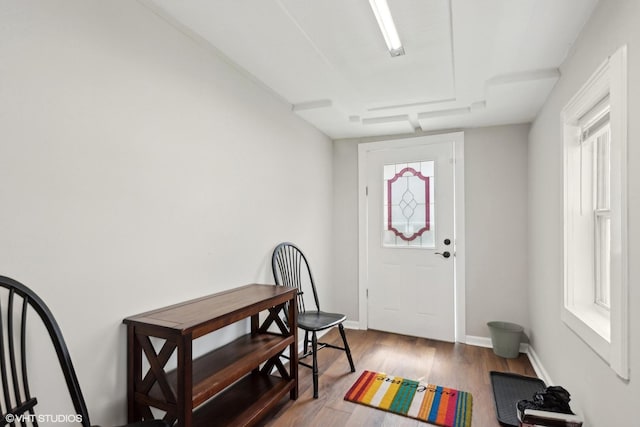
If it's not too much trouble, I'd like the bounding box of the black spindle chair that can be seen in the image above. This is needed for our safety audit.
[0,275,168,427]
[271,242,355,398]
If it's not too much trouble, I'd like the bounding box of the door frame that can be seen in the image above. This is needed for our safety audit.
[357,132,466,342]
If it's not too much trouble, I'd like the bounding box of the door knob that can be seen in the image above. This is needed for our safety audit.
[435,251,451,258]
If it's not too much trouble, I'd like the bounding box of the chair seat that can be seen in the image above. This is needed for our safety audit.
[298,311,347,331]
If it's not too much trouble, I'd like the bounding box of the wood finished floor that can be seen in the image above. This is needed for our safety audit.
[259,328,536,427]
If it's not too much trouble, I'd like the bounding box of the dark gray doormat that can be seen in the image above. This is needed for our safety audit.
[490,371,546,427]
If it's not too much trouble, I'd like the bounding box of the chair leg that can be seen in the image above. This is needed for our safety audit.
[303,330,309,355]
[338,324,355,372]
[312,331,319,398]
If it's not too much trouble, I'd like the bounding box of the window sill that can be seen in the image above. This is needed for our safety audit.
[562,304,610,362]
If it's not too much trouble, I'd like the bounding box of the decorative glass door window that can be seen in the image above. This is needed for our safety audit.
[383,161,435,248]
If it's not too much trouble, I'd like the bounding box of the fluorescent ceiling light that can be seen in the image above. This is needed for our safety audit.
[369,0,405,57]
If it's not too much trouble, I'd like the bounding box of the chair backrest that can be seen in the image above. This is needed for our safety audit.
[0,275,91,427]
[271,242,320,313]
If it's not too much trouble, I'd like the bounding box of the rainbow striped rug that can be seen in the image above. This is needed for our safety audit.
[344,370,472,427]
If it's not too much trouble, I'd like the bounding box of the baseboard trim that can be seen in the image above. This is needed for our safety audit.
[465,335,493,348]
[343,320,360,330]
[465,335,552,385]
[526,345,553,385]
[465,335,529,354]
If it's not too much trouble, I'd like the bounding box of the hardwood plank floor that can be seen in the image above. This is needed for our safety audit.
[259,328,537,427]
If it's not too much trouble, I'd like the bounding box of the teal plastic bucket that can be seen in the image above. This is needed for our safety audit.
[487,321,523,358]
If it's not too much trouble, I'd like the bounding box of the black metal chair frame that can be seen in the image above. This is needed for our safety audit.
[0,275,167,427]
[271,242,355,398]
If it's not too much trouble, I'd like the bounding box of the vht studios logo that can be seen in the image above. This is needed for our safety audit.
[4,413,83,424]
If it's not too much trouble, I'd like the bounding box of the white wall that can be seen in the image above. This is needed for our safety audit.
[0,1,332,425]
[464,124,529,337]
[332,139,360,320]
[332,124,530,337]
[528,0,639,424]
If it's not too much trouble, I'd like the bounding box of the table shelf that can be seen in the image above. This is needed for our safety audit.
[191,372,294,427]
[146,332,294,408]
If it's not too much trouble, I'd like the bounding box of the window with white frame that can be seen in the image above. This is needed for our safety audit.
[562,45,628,379]
[581,98,611,311]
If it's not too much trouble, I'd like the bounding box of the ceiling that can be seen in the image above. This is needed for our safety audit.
[143,0,599,139]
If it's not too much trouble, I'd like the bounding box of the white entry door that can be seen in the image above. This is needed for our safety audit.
[365,138,456,342]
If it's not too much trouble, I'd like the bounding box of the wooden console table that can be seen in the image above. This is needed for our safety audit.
[123,284,298,427]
